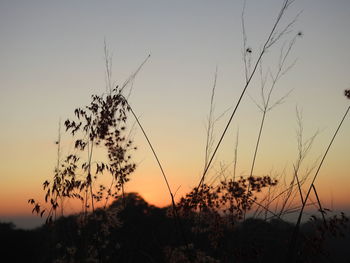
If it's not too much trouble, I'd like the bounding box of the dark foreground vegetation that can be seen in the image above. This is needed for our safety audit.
[2,193,350,263]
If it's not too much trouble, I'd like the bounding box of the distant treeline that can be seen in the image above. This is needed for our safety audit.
[1,193,349,263]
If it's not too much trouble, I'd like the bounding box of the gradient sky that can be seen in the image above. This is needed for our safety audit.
[1,0,349,228]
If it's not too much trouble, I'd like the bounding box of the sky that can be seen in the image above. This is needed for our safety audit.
[0,0,349,229]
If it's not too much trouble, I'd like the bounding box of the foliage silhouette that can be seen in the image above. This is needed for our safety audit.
[5,194,350,262]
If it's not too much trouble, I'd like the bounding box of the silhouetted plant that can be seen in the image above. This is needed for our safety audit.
[29,85,136,224]
[175,176,277,251]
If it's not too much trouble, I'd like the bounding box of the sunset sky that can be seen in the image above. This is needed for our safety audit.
[1,0,349,228]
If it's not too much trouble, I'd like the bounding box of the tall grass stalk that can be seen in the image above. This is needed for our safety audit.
[243,34,298,219]
[248,36,298,180]
[56,119,63,217]
[197,0,295,189]
[125,100,189,246]
[203,67,218,173]
[126,104,174,207]
[287,103,350,263]
[278,108,318,217]
[312,184,327,225]
[232,129,239,182]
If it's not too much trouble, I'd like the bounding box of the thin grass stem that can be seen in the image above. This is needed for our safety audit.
[287,105,350,263]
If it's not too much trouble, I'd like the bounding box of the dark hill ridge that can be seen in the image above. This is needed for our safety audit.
[1,193,349,263]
